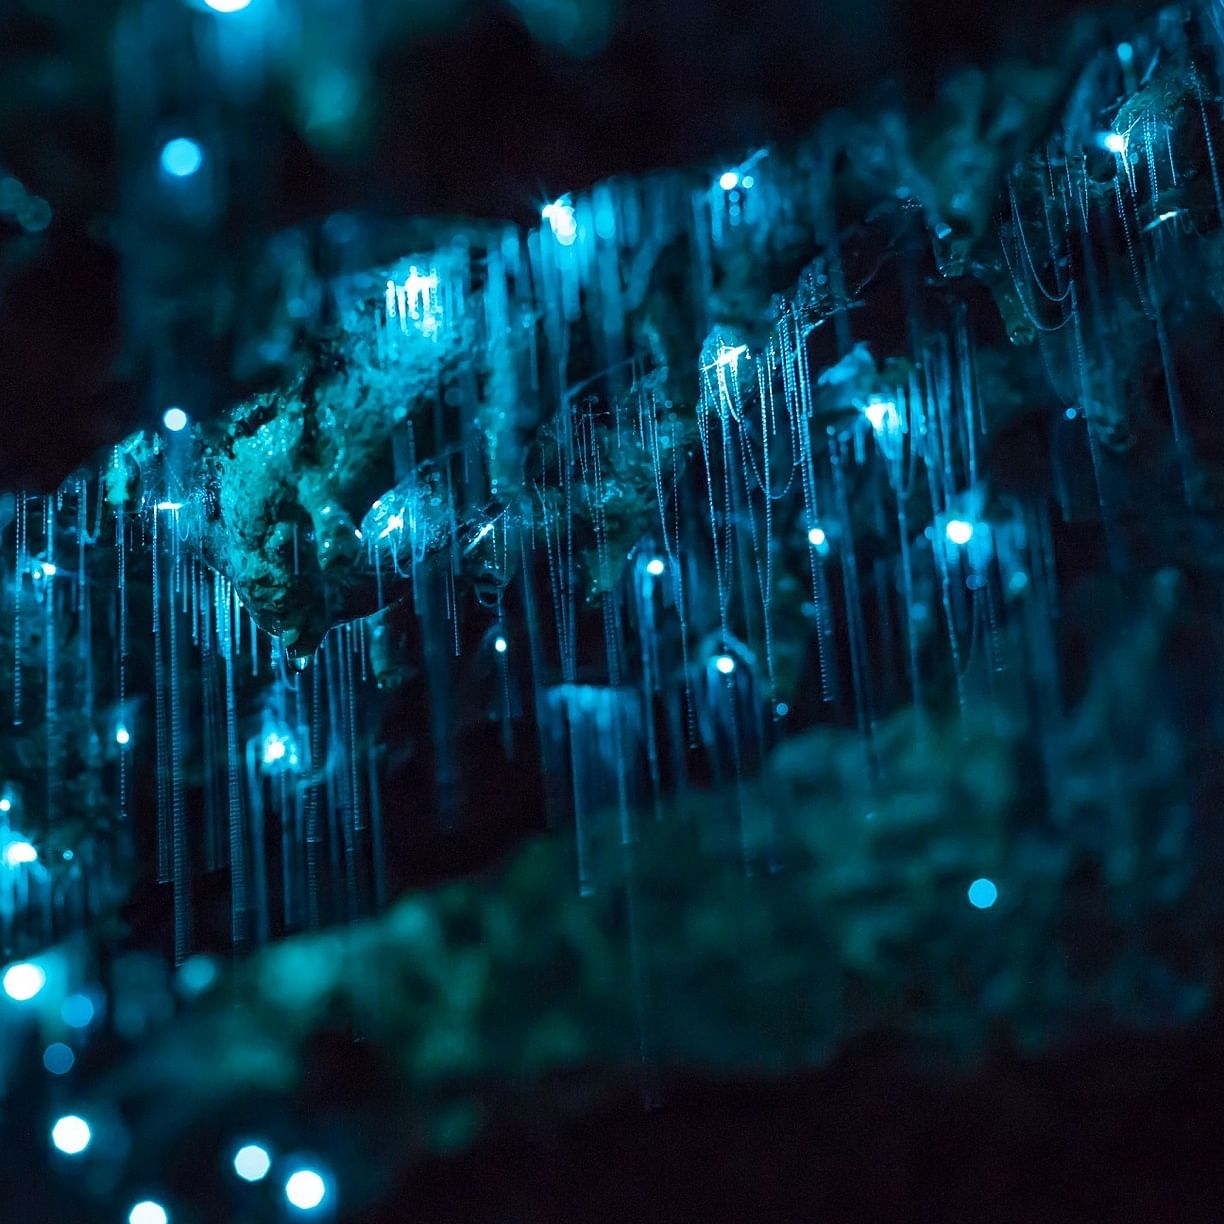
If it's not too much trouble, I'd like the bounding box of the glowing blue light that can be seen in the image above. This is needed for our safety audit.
[162,407,188,432]
[968,878,998,909]
[709,342,749,372]
[234,1143,272,1182]
[39,562,57,578]
[714,654,736,676]
[115,725,131,746]
[177,954,217,997]
[1117,41,1134,65]
[263,735,286,764]
[494,636,508,654]
[285,1168,328,1211]
[542,198,577,246]
[741,174,755,189]
[807,527,826,548]
[645,558,665,576]
[3,961,46,1001]
[51,1114,92,1155]
[61,993,95,1028]
[3,839,37,867]
[1064,407,1078,420]
[160,138,204,179]
[43,1042,75,1075]
[128,1202,169,1224]
[204,0,252,10]
[775,702,789,716]
[945,519,975,546]
[863,398,899,433]
[718,171,739,191]
[0,797,10,812]
[1103,131,1127,155]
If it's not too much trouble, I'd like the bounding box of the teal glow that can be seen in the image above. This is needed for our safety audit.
[61,993,95,1028]
[43,1042,75,1075]
[719,171,739,191]
[177,954,218,997]
[714,654,736,675]
[945,518,974,546]
[807,527,826,548]
[51,1114,91,1155]
[115,724,131,746]
[1103,131,1127,155]
[2,961,46,1001]
[494,636,508,654]
[204,0,252,10]
[3,839,37,866]
[542,198,577,246]
[162,407,188,432]
[233,1143,272,1182]
[285,1168,328,1211]
[160,139,204,179]
[968,878,998,909]
[0,797,10,812]
[128,1202,169,1224]
[645,558,665,576]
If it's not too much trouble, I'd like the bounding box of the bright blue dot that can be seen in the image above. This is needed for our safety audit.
[51,1114,91,1155]
[204,0,252,10]
[968,877,998,909]
[945,518,974,546]
[493,636,508,654]
[1065,407,1078,420]
[233,1143,272,1182]
[714,654,736,675]
[43,1042,75,1075]
[160,138,204,179]
[645,558,665,576]
[719,171,739,191]
[285,1168,328,1211]
[61,993,95,1028]
[162,407,188,432]
[3,961,46,1001]
[128,1201,169,1224]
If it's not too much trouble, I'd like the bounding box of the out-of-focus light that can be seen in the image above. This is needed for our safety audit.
[155,502,184,512]
[160,138,204,179]
[3,961,46,1002]
[162,407,188,432]
[285,1168,328,1211]
[1103,131,1127,155]
[51,1114,91,1155]
[714,654,736,676]
[43,1042,75,1075]
[61,993,95,1029]
[968,877,999,909]
[128,1201,169,1224]
[262,734,286,765]
[0,797,10,813]
[1064,407,1078,420]
[645,558,665,576]
[741,174,755,189]
[234,1143,272,1182]
[115,725,131,746]
[3,839,37,866]
[775,702,789,716]
[864,398,898,433]
[204,0,252,10]
[945,518,975,546]
[177,954,217,998]
[493,636,508,654]
[718,170,739,191]
[1117,41,1134,65]
[807,527,827,548]
[542,197,577,246]
[38,562,57,578]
